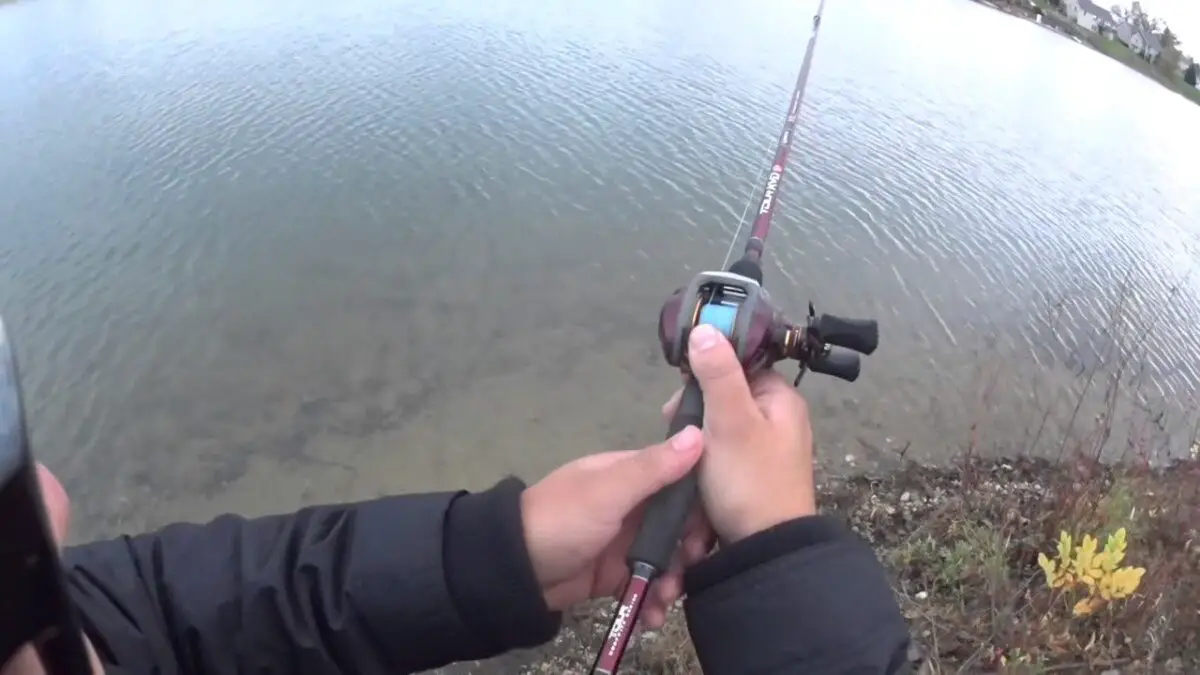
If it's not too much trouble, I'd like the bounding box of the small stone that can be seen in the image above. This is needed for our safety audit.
[900,491,911,502]
[915,590,928,600]
[844,454,856,464]
[1165,656,1183,673]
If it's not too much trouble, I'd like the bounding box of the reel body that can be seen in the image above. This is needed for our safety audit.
[658,269,878,384]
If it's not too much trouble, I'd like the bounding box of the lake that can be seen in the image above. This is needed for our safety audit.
[1,0,1198,541]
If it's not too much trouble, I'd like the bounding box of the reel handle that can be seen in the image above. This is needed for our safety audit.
[808,346,861,382]
[815,314,878,356]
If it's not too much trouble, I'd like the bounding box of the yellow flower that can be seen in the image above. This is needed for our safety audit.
[1038,552,1059,589]
[1073,596,1105,617]
[1042,528,1146,618]
[1098,528,1127,571]
[1057,531,1073,562]
[1072,534,1098,578]
[1109,566,1145,598]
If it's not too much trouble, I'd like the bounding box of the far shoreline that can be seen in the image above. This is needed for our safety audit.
[968,0,1200,107]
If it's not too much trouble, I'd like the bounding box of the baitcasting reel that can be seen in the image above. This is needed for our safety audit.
[658,267,878,385]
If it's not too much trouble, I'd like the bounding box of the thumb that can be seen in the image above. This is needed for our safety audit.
[36,463,70,545]
[598,426,704,515]
[687,324,760,434]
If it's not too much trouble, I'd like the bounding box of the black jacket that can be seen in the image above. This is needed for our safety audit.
[63,477,910,674]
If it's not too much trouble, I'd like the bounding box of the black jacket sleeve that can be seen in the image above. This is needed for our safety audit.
[683,515,911,675]
[61,477,561,674]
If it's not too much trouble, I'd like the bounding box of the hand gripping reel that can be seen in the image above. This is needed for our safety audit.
[591,266,880,675]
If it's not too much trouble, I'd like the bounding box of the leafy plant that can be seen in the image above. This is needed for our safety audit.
[1037,528,1146,617]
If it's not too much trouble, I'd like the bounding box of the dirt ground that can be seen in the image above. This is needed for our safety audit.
[427,454,1200,675]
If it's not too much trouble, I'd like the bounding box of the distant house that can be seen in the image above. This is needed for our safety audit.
[1142,30,1163,62]
[1115,20,1163,62]
[1063,0,1114,31]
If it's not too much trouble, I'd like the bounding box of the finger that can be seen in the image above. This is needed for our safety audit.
[681,510,716,564]
[748,369,791,398]
[640,602,666,630]
[591,427,704,515]
[36,463,71,545]
[661,387,683,420]
[751,372,809,423]
[681,507,713,550]
[0,465,89,675]
[654,567,684,608]
[687,324,761,435]
[574,449,638,473]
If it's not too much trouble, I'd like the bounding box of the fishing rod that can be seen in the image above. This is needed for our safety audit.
[0,317,94,675]
[588,1,878,673]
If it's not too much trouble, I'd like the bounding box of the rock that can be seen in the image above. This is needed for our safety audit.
[845,454,856,464]
[915,591,928,601]
[900,491,912,502]
[1165,656,1183,673]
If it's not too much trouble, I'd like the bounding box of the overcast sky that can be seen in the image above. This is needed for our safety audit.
[1130,0,1200,52]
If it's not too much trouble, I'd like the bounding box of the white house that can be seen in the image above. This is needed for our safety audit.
[1115,20,1163,62]
[1063,0,1114,32]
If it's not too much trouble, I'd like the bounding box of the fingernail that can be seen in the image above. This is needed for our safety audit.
[689,324,719,353]
[670,425,701,452]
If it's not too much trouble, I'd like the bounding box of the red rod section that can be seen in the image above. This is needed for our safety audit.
[587,4,830,675]
[743,0,826,264]
[589,570,652,675]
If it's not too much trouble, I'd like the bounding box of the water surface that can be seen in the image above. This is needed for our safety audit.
[1,0,1197,540]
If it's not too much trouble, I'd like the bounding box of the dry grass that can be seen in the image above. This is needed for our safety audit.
[612,452,1199,674]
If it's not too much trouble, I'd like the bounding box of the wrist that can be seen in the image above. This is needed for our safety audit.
[444,479,562,647]
[685,514,844,596]
[723,494,817,544]
[518,488,556,609]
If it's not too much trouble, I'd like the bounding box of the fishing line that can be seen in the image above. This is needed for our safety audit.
[720,145,775,271]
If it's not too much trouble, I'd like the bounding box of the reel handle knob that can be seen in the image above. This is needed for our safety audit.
[808,346,861,382]
[815,314,878,355]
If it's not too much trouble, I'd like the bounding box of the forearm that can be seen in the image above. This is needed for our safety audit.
[683,516,911,675]
[63,479,560,674]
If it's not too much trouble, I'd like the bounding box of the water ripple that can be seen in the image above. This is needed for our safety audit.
[1,0,1199,536]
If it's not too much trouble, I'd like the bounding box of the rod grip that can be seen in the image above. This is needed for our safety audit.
[628,378,704,573]
[816,314,879,355]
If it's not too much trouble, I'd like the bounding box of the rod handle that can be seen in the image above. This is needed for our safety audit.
[627,378,703,573]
